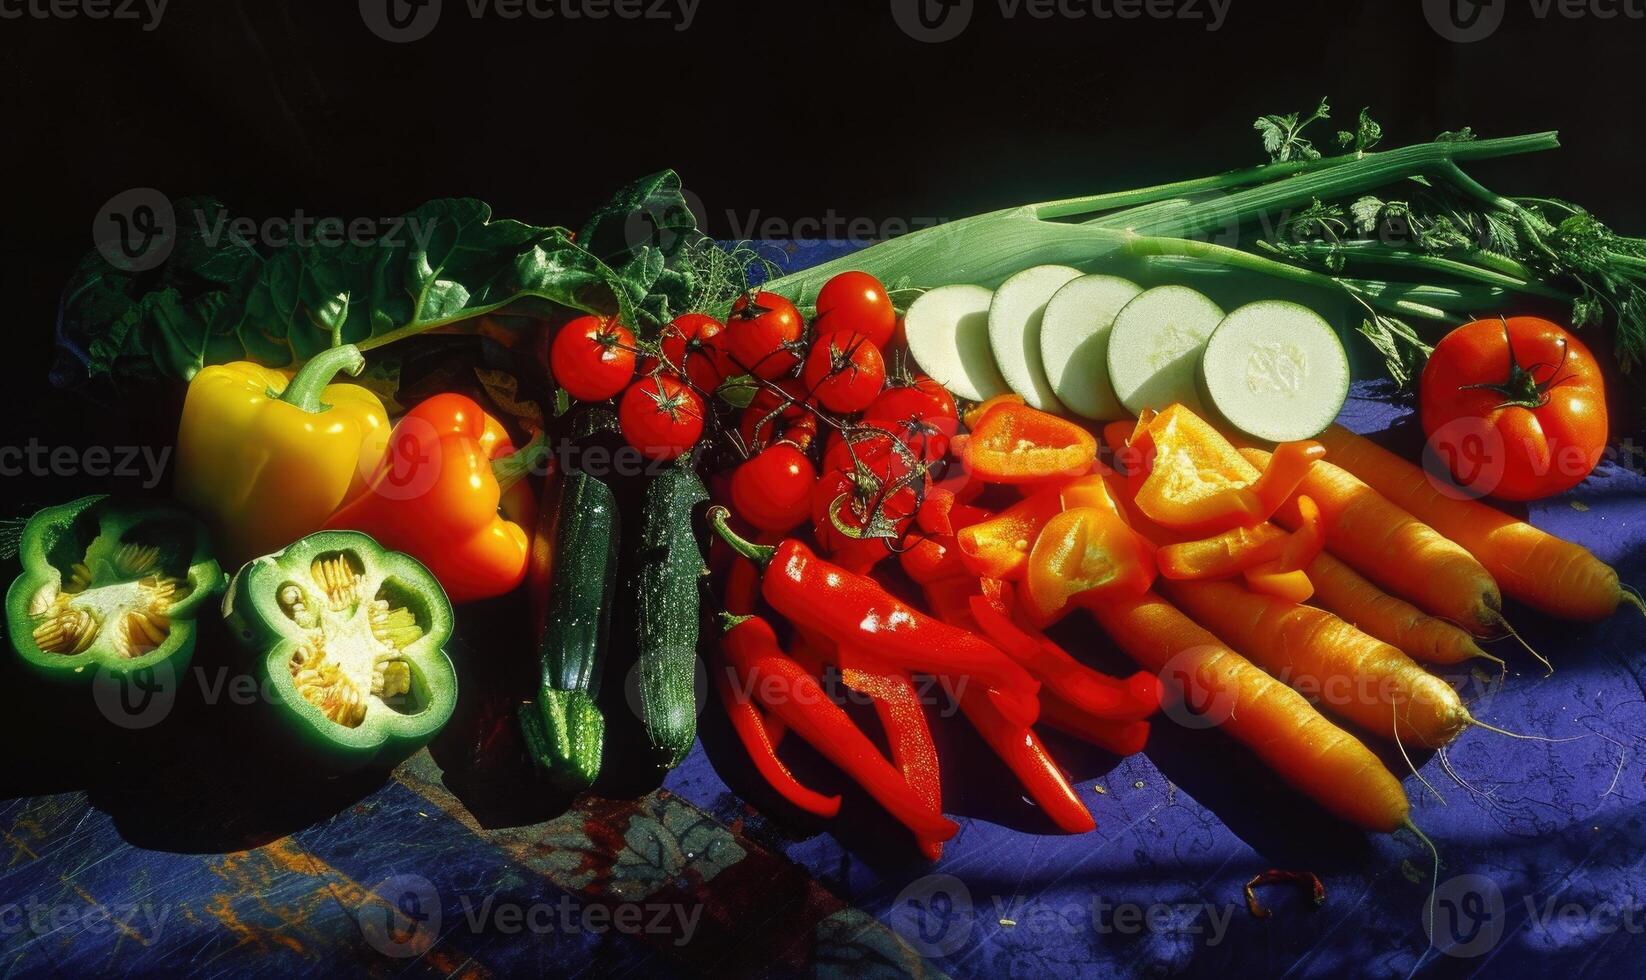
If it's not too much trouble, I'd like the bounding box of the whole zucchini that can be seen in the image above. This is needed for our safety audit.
[519,410,621,794]
[634,463,709,769]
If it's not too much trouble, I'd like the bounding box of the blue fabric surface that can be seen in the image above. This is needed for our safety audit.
[666,240,1646,978]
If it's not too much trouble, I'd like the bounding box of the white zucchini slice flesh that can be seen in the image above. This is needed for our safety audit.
[987,265,1084,412]
[1200,300,1349,442]
[904,284,1009,403]
[1038,274,1143,421]
[1107,285,1226,417]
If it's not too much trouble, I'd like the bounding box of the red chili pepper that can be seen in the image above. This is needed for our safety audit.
[710,509,1041,727]
[714,652,842,818]
[721,615,957,843]
[898,532,968,586]
[969,580,1160,721]
[959,687,1094,834]
[917,487,990,536]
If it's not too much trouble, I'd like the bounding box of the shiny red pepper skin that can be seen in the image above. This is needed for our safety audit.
[758,538,1040,726]
[720,616,957,844]
[714,654,841,818]
[959,688,1095,834]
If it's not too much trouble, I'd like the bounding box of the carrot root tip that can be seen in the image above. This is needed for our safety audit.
[1620,585,1646,620]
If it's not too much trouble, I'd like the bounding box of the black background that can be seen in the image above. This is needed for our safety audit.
[2,0,1642,470]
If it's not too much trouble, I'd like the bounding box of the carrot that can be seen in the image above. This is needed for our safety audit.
[1306,550,1496,667]
[1316,424,1632,622]
[1086,590,1410,832]
[1156,577,1470,747]
[1239,446,1504,636]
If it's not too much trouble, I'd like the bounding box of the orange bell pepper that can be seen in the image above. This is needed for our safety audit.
[1023,506,1155,624]
[962,403,1097,485]
[326,393,534,602]
[1132,405,1324,536]
[955,475,1119,581]
[1242,496,1324,601]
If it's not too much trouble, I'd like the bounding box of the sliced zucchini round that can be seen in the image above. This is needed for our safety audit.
[987,265,1083,412]
[1200,300,1349,442]
[1039,274,1143,421]
[1106,285,1225,417]
[904,284,1008,403]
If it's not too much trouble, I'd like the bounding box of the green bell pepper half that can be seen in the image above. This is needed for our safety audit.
[6,495,223,682]
[222,530,457,768]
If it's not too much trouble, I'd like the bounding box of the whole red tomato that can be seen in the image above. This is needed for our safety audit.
[731,444,818,533]
[864,374,957,426]
[726,291,804,380]
[802,332,886,414]
[646,313,731,393]
[738,379,816,450]
[550,316,636,402]
[1420,316,1607,501]
[619,374,705,461]
[813,271,897,350]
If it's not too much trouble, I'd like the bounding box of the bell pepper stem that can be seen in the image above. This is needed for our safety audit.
[278,344,367,414]
[707,506,777,565]
[492,431,548,494]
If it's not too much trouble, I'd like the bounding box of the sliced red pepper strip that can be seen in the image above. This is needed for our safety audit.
[721,615,957,843]
[710,510,1041,727]
[963,404,1097,485]
[835,644,945,861]
[714,652,842,818]
[922,575,983,630]
[959,688,1095,834]
[918,488,988,536]
[1023,506,1156,625]
[1038,694,1152,756]
[898,532,968,586]
[970,581,1161,721]
[962,392,1026,430]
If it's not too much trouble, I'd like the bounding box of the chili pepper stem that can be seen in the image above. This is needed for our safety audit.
[706,506,776,565]
[718,611,753,632]
[277,344,367,413]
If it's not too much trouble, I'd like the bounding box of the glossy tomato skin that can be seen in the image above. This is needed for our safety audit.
[738,378,815,450]
[726,292,804,380]
[654,313,731,393]
[619,374,705,461]
[865,375,957,427]
[814,271,897,350]
[551,316,636,402]
[1420,316,1607,501]
[731,444,818,533]
[802,332,886,414]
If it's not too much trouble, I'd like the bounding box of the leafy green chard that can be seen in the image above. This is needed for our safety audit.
[56,172,729,385]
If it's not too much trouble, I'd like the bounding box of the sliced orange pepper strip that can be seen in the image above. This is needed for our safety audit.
[1156,524,1288,580]
[963,404,1097,485]
[1242,563,1315,603]
[962,392,1026,430]
[1023,506,1155,624]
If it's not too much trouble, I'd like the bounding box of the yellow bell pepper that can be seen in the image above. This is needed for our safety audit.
[175,345,389,567]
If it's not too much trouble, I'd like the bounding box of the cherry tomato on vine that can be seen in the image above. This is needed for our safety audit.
[619,374,705,461]
[802,332,886,414]
[726,291,804,380]
[813,271,897,351]
[738,379,816,450]
[865,374,957,427]
[550,316,636,402]
[810,461,921,559]
[732,444,818,533]
[646,313,732,393]
[1420,316,1607,501]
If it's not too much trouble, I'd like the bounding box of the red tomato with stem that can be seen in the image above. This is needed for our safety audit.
[1420,316,1607,501]
[550,316,636,402]
[813,271,897,350]
[726,291,804,380]
[865,374,957,426]
[738,379,814,450]
[648,313,731,393]
[810,461,922,556]
[619,374,705,461]
[731,444,818,533]
[802,332,886,414]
